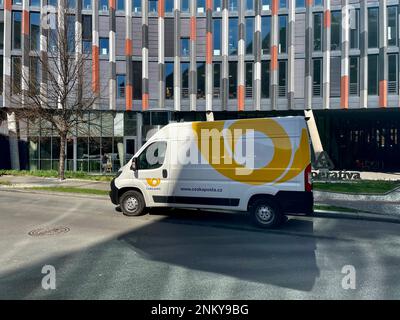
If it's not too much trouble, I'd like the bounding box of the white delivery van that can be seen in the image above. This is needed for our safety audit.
[110,116,313,228]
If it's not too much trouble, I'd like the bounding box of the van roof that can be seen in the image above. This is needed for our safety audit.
[166,115,306,128]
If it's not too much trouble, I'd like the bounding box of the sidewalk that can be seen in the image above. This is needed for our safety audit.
[0,175,110,191]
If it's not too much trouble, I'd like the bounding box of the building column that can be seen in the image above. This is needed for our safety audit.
[158,0,165,109]
[304,0,312,110]
[323,0,331,109]
[270,0,279,110]
[22,0,30,106]
[73,136,77,171]
[142,0,149,110]
[125,0,133,111]
[7,112,20,170]
[92,0,100,107]
[189,0,197,111]
[174,0,181,111]
[379,0,388,108]
[221,0,228,111]
[360,0,368,108]
[3,0,11,108]
[40,0,49,108]
[76,0,83,107]
[205,0,212,111]
[254,0,261,110]
[237,0,245,111]
[287,0,295,109]
[109,0,116,110]
[340,0,349,109]
[136,112,143,150]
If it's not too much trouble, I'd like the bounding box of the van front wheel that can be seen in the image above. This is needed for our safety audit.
[250,199,283,229]
[120,190,145,217]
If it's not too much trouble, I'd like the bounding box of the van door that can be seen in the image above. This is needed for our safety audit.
[135,140,170,206]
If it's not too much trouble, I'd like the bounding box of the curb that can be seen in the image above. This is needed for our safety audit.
[313,209,400,224]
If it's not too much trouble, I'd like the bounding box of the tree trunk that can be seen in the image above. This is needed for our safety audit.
[59,133,67,180]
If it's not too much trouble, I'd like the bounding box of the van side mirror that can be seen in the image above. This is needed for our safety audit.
[130,158,139,171]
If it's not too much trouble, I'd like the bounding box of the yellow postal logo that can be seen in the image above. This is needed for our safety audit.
[146,178,161,187]
[192,119,310,185]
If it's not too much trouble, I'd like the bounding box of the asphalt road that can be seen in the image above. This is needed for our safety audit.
[0,190,399,299]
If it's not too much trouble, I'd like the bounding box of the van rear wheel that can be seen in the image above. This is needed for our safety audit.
[120,190,145,217]
[250,198,283,229]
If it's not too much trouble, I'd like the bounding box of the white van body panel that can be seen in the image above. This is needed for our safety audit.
[111,116,313,214]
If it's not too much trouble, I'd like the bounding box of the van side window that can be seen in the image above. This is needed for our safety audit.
[137,141,167,170]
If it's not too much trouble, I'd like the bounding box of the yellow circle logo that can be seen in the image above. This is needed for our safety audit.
[192,119,310,185]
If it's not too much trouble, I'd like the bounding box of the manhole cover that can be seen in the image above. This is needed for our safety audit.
[28,226,70,237]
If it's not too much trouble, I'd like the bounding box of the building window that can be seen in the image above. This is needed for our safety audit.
[213,19,221,56]
[313,58,322,96]
[261,61,270,98]
[229,62,237,99]
[279,15,287,53]
[12,11,22,50]
[350,9,359,49]
[331,11,341,51]
[132,61,142,99]
[99,0,108,12]
[132,0,141,13]
[229,0,238,12]
[0,21,3,50]
[296,0,305,8]
[245,17,254,55]
[29,57,40,95]
[214,0,222,12]
[165,0,173,12]
[388,54,398,94]
[82,15,92,54]
[368,8,379,49]
[229,18,238,55]
[368,55,378,95]
[12,56,21,95]
[181,38,189,56]
[388,6,397,47]
[261,0,270,11]
[0,59,3,95]
[117,0,124,11]
[165,63,174,99]
[278,60,287,97]
[181,62,189,99]
[314,0,322,6]
[313,13,322,51]
[99,38,109,56]
[198,0,205,13]
[117,75,125,99]
[30,0,40,6]
[213,63,221,98]
[30,12,41,51]
[83,0,91,10]
[261,16,271,54]
[181,0,189,12]
[197,63,205,99]
[280,0,286,9]
[349,57,359,96]
[149,0,158,13]
[246,0,253,11]
[245,62,253,98]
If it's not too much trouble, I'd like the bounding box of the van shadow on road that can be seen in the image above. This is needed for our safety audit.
[119,209,321,292]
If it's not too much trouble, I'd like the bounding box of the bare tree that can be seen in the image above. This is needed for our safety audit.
[8,1,100,180]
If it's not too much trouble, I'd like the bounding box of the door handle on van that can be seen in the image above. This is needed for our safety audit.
[162,169,168,178]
